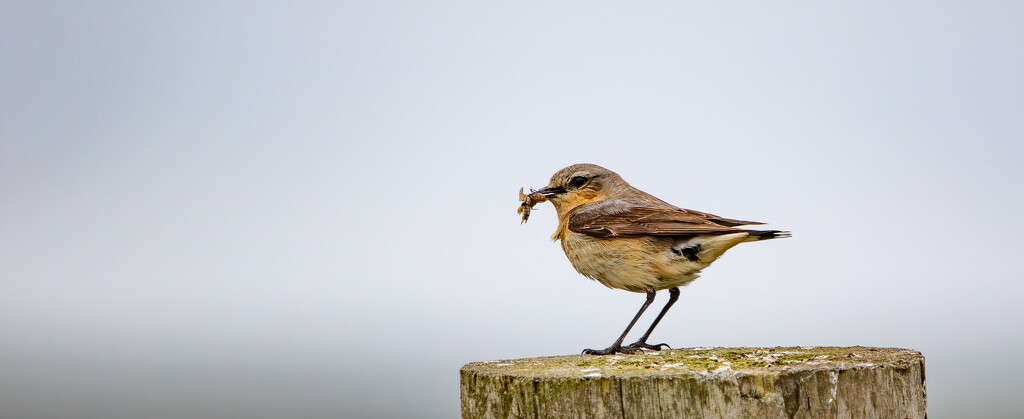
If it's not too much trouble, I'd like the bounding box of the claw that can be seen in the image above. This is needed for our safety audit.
[625,341,671,351]
[582,345,641,355]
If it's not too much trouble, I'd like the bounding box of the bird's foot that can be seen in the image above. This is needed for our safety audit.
[582,344,641,355]
[625,340,671,351]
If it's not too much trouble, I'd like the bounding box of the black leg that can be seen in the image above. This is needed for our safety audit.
[583,290,656,355]
[626,287,680,351]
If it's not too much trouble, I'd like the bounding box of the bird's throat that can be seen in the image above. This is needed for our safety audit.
[549,191,608,241]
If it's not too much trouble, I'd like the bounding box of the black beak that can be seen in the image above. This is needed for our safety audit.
[535,186,566,198]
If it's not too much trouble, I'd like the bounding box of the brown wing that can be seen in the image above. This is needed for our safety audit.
[568,200,764,238]
[672,209,764,227]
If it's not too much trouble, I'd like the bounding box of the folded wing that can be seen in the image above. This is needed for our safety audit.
[568,200,772,239]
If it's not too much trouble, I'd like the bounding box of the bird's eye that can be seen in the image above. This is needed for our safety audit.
[570,176,587,188]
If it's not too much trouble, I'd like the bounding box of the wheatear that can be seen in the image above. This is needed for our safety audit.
[520,163,789,355]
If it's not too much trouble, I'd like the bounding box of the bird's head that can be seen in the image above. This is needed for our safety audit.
[534,163,626,214]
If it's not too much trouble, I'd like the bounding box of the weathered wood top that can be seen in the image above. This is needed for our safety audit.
[461,347,926,418]
[463,346,924,379]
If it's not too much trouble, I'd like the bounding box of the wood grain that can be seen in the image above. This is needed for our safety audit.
[460,347,925,418]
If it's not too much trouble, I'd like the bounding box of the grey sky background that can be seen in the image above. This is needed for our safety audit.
[2,2,1022,418]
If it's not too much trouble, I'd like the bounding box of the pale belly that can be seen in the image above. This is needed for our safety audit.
[560,231,704,292]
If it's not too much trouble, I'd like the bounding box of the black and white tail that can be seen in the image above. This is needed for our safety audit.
[748,230,792,241]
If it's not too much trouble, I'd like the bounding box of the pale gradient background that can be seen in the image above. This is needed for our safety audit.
[2,2,1022,418]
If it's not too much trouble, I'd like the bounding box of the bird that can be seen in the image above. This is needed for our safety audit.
[521,163,789,355]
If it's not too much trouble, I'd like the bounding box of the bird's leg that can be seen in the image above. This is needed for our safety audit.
[626,287,680,351]
[583,290,656,355]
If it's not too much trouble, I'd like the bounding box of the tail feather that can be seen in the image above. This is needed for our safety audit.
[748,230,791,240]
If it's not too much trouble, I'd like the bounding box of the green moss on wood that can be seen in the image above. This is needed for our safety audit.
[463,346,923,378]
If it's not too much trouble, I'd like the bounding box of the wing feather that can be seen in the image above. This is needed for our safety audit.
[568,200,767,238]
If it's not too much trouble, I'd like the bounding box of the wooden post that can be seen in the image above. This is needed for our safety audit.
[461,346,925,418]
